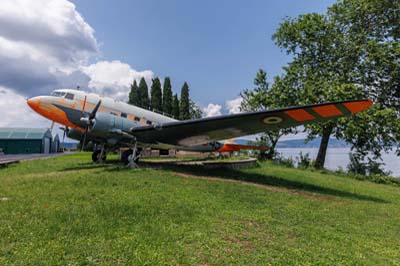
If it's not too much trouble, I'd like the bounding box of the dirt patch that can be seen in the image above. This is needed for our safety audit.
[174,172,333,202]
[223,234,254,251]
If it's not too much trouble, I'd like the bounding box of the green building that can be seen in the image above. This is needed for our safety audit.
[0,128,54,154]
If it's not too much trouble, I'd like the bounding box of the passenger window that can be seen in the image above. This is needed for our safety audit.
[65,93,74,100]
[121,113,127,118]
[146,120,152,125]
[134,117,140,122]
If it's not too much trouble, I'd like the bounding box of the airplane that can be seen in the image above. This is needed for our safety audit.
[27,89,373,167]
[177,139,268,157]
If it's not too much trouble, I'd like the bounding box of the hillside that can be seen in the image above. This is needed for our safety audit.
[235,137,349,148]
[0,153,399,265]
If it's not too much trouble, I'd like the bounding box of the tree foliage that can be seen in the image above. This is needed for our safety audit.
[179,82,191,120]
[138,77,150,109]
[128,80,140,106]
[162,77,173,115]
[172,93,180,120]
[189,100,202,119]
[240,69,297,160]
[272,0,400,168]
[150,77,162,112]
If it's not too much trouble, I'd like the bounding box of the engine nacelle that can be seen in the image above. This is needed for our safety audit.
[89,112,140,137]
[66,128,83,141]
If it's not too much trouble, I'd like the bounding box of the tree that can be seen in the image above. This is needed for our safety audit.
[162,77,173,115]
[138,77,150,109]
[172,93,180,119]
[128,80,140,106]
[179,82,190,120]
[240,69,297,160]
[272,0,400,168]
[189,100,202,119]
[150,77,162,112]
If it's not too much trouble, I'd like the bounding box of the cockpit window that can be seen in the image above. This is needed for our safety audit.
[51,91,66,97]
[65,93,74,100]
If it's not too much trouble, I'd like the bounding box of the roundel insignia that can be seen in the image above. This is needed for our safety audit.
[262,116,283,125]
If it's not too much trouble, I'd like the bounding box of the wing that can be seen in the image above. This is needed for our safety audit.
[130,99,372,147]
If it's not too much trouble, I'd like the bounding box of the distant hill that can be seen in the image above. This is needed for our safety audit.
[277,137,350,148]
[234,137,350,148]
[61,142,78,149]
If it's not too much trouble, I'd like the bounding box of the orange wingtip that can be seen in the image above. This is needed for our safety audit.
[342,99,373,114]
[312,104,343,118]
[284,109,315,122]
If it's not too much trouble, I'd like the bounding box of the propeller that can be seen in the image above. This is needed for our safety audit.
[79,100,102,151]
[50,121,55,132]
[59,126,69,143]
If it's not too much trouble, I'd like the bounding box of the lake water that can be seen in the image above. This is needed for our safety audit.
[276,148,400,178]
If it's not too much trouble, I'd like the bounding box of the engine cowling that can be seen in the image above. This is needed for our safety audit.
[89,112,140,137]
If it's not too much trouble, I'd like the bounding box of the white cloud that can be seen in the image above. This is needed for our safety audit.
[225,97,243,114]
[0,0,98,95]
[0,87,49,127]
[203,103,222,117]
[0,0,157,135]
[81,60,154,100]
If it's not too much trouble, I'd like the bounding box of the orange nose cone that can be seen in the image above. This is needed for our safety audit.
[27,97,40,111]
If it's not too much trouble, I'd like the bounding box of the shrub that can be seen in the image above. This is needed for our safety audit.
[273,152,295,168]
[297,152,311,169]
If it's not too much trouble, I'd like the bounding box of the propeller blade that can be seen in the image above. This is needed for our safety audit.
[89,100,102,120]
[50,121,55,132]
[62,126,68,143]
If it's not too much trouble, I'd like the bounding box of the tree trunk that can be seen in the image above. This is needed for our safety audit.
[265,138,278,160]
[314,124,334,169]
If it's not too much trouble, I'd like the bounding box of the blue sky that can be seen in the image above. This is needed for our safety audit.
[0,0,335,129]
[71,0,336,108]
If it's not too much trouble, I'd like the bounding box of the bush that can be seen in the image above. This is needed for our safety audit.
[347,153,392,177]
[273,152,295,168]
[296,152,311,169]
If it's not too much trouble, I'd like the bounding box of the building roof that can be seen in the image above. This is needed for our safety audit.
[0,128,52,140]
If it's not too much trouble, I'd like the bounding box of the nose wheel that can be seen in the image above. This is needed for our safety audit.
[92,149,106,163]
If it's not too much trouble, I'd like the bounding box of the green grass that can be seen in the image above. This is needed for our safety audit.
[0,153,400,265]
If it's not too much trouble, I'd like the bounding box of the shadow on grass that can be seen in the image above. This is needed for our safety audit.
[106,162,388,204]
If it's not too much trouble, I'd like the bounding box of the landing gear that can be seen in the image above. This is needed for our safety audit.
[121,148,141,166]
[121,142,141,168]
[92,147,106,163]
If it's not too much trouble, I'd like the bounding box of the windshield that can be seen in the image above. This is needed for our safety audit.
[51,91,66,97]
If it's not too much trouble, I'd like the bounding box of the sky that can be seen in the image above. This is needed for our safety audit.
[0,0,336,134]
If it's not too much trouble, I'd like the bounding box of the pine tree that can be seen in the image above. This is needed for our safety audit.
[162,77,173,115]
[138,77,150,109]
[172,93,180,120]
[150,77,162,112]
[179,82,190,120]
[128,80,140,106]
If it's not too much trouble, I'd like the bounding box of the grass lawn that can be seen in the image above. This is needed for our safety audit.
[0,153,399,265]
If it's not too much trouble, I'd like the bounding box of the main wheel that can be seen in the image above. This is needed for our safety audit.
[92,150,106,163]
[121,149,140,165]
[121,149,133,165]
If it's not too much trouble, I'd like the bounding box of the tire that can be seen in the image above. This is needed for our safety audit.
[92,150,106,163]
[121,149,140,165]
[121,149,133,165]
